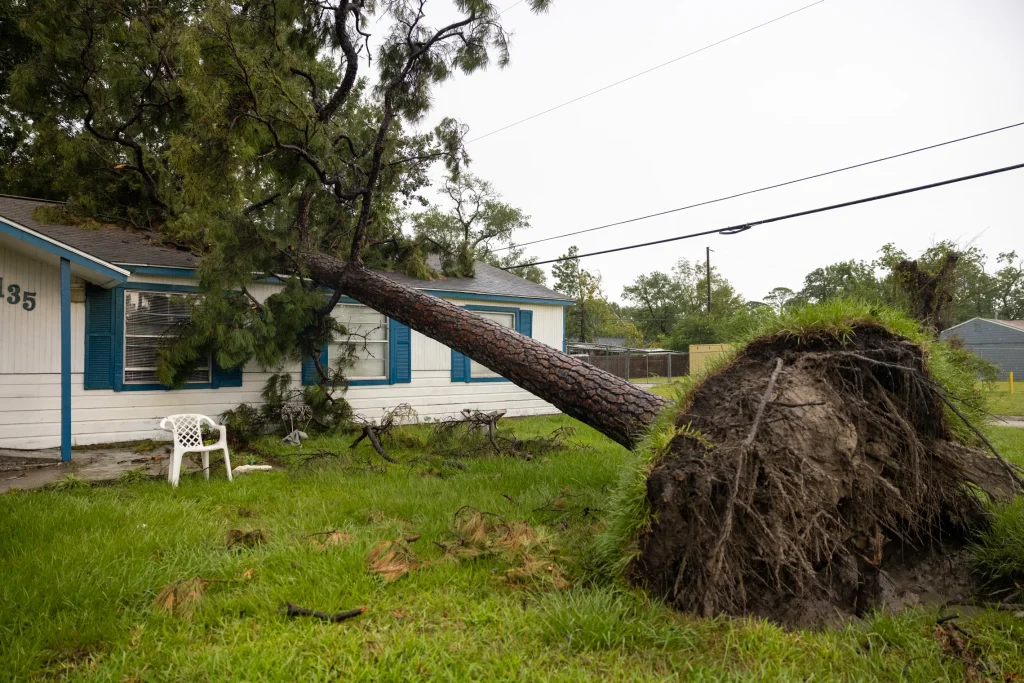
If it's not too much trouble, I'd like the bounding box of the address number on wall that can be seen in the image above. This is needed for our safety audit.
[0,277,37,311]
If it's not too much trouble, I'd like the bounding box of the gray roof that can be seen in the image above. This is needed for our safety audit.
[0,194,199,268]
[0,194,569,302]
[386,256,569,301]
[943,317,1024,336]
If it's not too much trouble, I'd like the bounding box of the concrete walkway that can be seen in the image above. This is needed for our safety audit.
[993,415,1024,429]
[0,443,202,493]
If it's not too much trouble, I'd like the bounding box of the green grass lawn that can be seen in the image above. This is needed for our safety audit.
[984,381,1024,417]
[2,415,1023,682]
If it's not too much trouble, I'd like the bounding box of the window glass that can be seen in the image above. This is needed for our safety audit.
[470,311,515,379]
[124,290,209,384]
[332,304,389,380]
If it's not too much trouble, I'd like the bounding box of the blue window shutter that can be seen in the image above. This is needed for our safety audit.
[212,359,243,388]
[301,347,329,386]
[451,349,469,382]
[517,309,533,338]
[84,286,114,389]
[389,319,412,384]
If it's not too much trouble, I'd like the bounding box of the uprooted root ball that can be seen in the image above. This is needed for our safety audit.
[637,325,1019,627]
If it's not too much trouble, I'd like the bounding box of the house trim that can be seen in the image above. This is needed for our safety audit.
[0,217,130,284]
[60,258,71,462]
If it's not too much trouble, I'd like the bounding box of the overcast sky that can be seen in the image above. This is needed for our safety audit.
[418,0,1024,303]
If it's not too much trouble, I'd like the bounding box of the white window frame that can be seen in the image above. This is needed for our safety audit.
[332,303,389,381]
[122,289,211,385]
[469,310,515,379]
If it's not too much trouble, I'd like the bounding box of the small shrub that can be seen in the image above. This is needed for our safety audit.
[115,468,151,485]
[48,474,91,491]
[220,372,352,447]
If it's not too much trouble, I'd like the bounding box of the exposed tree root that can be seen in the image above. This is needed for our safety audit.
[637,325,1021,628]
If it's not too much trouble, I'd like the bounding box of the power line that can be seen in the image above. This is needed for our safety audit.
[492,119,1024,253]
[467,0,825,143]
[502,161,1024,269]
[499,0,527,15]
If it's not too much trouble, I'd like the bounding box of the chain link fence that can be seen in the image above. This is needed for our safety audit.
[568,344,690,383]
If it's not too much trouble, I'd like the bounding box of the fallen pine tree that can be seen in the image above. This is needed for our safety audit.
[600,303,1022,628]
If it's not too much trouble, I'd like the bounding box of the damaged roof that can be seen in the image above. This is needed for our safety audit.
[0,194,569,302]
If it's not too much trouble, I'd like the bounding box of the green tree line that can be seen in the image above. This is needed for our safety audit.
[552,242,1024,350]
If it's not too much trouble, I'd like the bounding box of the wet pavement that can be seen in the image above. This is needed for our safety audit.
[0,443,203,493]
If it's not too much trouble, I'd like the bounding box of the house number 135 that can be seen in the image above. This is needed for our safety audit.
[0,277,37,311]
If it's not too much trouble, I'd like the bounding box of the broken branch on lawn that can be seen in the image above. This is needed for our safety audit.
[285,601,366,623]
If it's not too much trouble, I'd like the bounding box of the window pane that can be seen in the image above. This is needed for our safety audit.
[332,304,389,379]
[123,290,209,385]
[470,311,515,379]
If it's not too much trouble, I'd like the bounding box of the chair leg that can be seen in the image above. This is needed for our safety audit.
[202,451,210,481]
[167,448,177,485]
[223,446,233,482]
[170,448,183,487]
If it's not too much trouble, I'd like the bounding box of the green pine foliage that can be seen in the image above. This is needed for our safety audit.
[0,0,555,391]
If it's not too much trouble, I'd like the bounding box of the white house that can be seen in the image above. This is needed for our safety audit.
[0,195,570,460]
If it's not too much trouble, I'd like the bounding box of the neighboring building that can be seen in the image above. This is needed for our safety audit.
[940,317,1024,380]
[0,195,570,457]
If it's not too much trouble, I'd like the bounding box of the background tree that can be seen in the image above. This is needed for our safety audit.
[552,246,606,342]
[412,173,544,283]
[794,260,885,306]
[762,286,795,314]
[622,271,683,343]
[992,251,1024,320]
[876,241,994,328]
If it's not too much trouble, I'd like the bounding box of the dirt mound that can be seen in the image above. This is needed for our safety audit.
[636,325,1020,628]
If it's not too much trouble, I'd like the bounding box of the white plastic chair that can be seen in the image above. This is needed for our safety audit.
[159,414,232,487]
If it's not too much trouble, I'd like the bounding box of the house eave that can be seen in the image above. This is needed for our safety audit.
[0,216,129,286]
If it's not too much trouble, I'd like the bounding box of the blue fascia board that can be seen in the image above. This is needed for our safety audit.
[467,376,510,384]
[124,265,197,278]
[0,219,129,283]
[122,282,201,293]
[464,303,520,315]
[423,290,573,307]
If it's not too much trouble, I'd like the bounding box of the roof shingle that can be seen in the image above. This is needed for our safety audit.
[0,195,199,268]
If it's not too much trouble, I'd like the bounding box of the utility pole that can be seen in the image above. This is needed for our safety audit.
[706,247,713,315]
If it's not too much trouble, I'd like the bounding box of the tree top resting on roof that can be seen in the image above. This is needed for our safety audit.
[1,0,668,449]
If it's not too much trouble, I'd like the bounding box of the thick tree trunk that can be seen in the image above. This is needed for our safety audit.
[302,254,668,449]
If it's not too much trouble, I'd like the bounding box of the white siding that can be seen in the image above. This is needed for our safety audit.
[0,245,63,374]
[0,261,566,450]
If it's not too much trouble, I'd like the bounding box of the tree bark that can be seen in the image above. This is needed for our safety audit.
[301,254,668,449]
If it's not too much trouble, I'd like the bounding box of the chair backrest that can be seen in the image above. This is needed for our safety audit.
[162,414,208,449]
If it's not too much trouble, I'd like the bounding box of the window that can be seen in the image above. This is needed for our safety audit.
[332,304,389,380]
[123,290,209,385]
[469,310,515,379]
